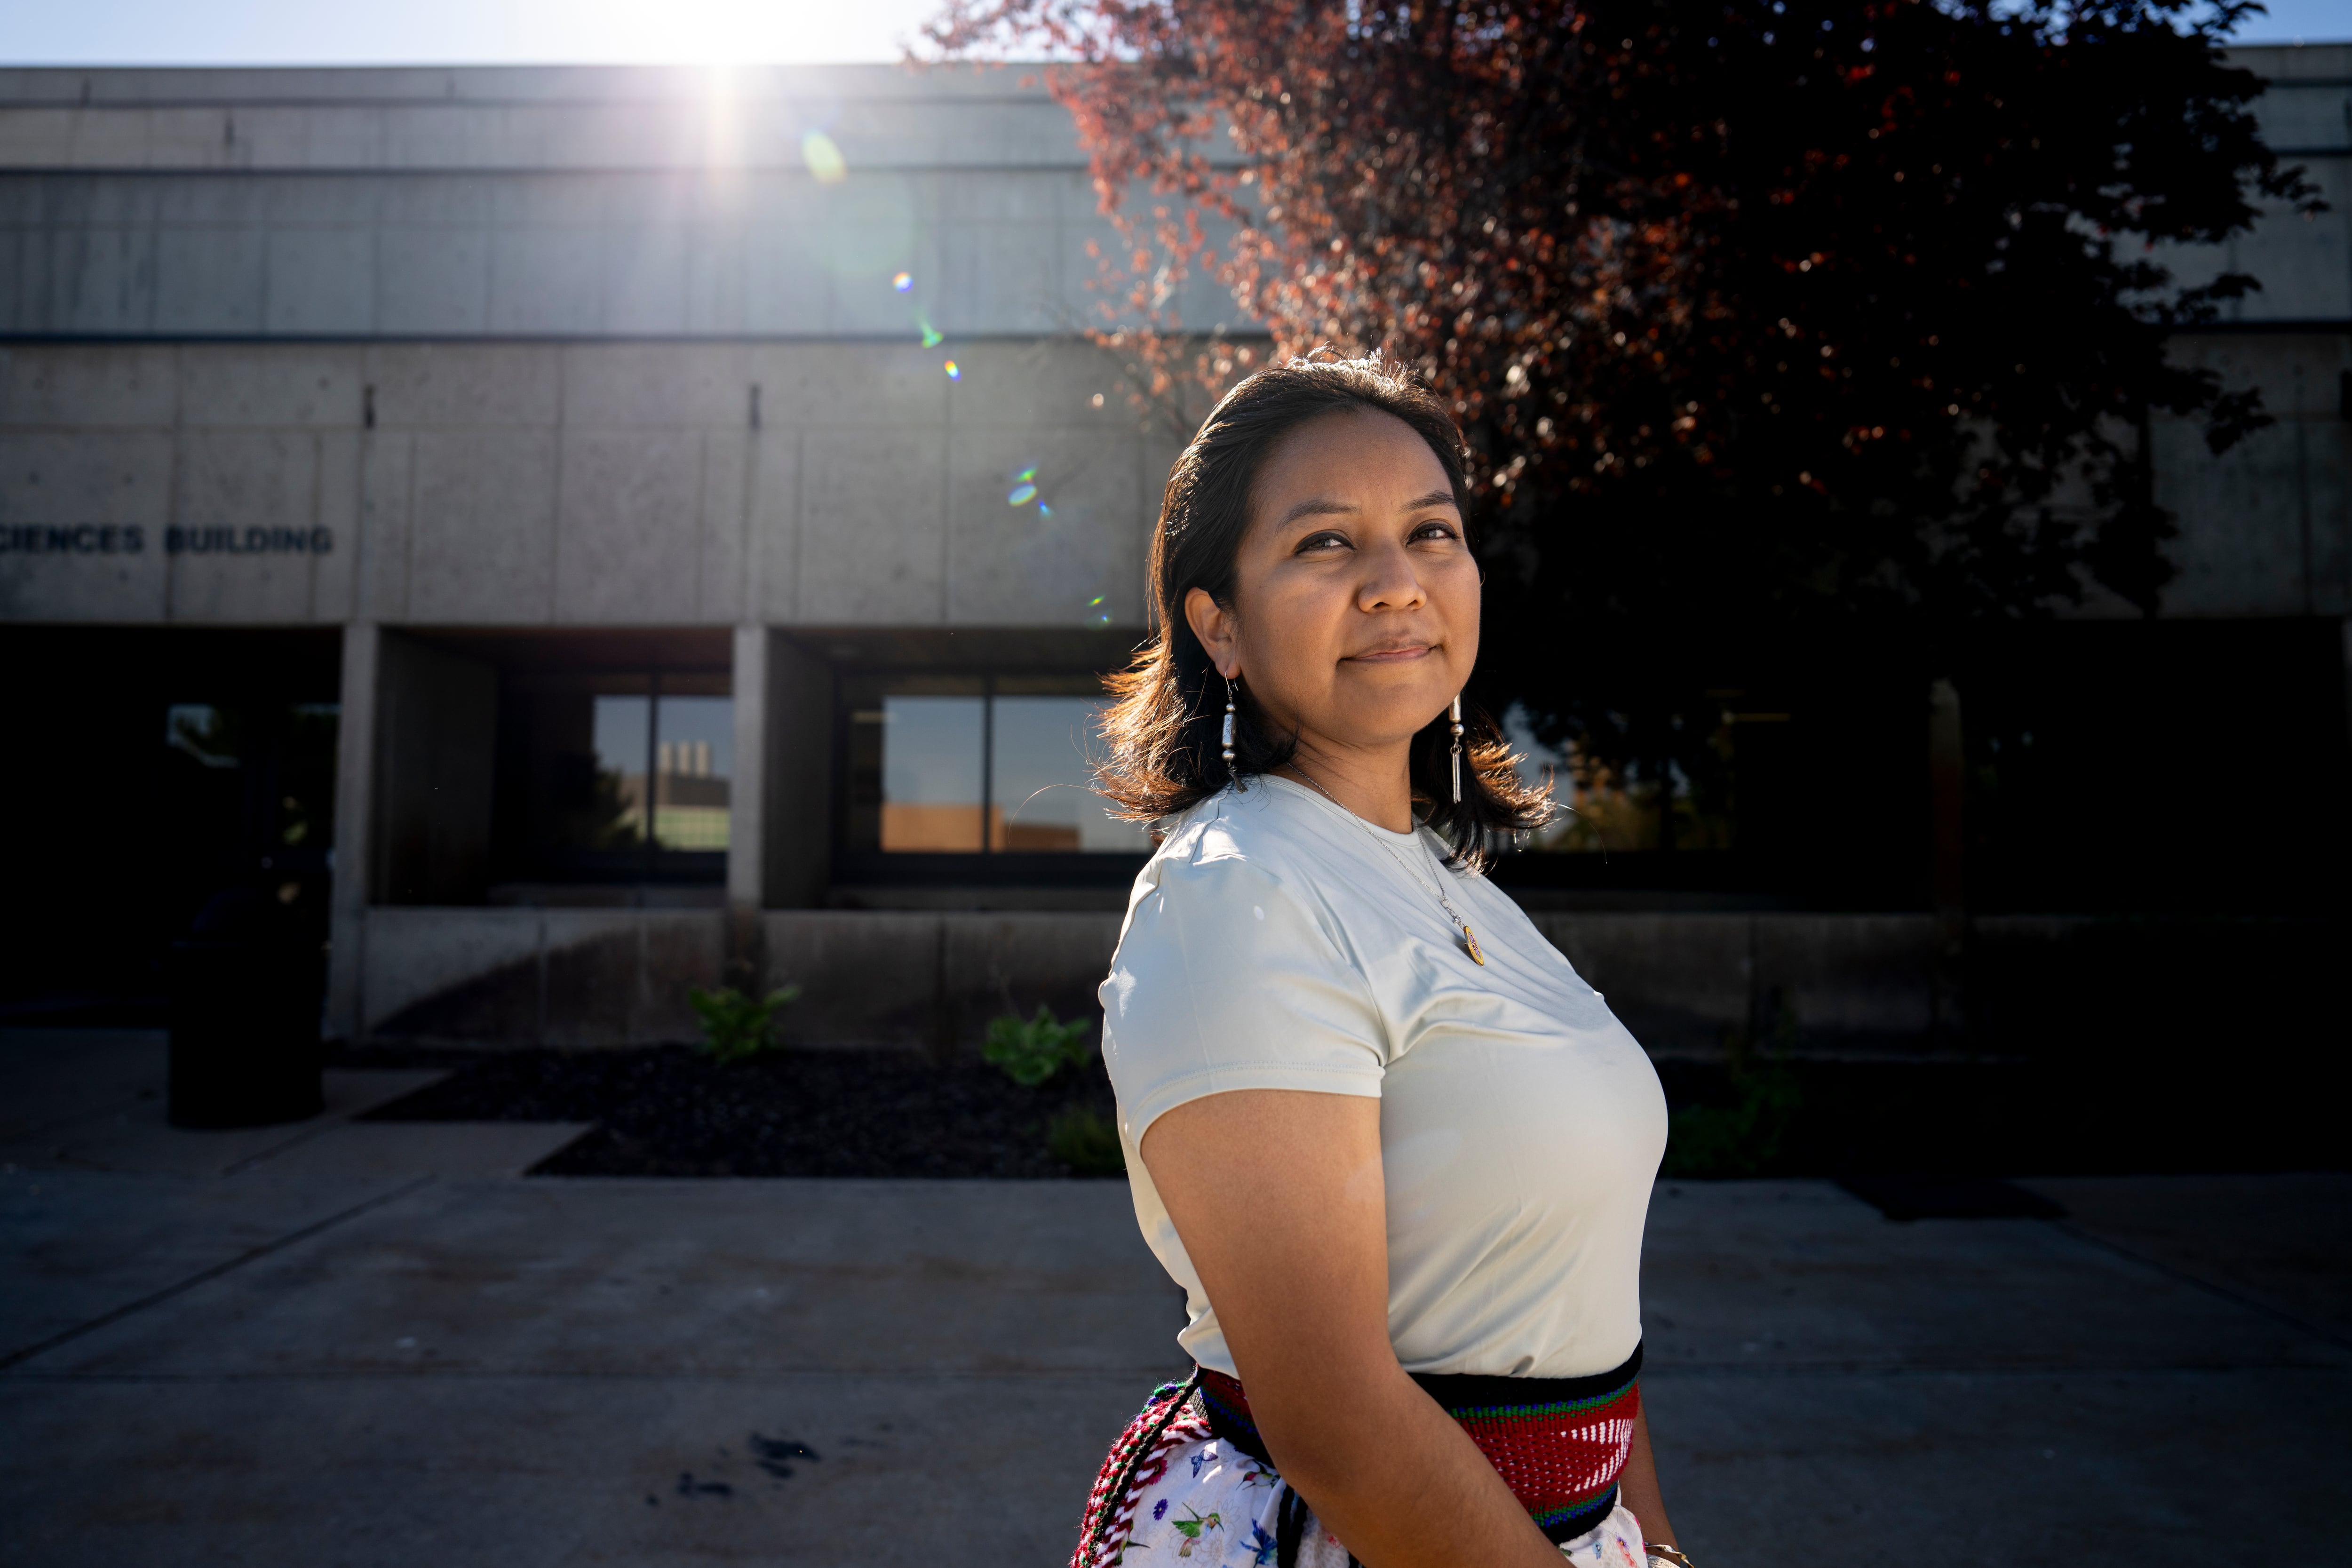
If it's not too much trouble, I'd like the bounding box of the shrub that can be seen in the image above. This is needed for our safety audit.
[982,1004,1094,1087]
[1047,1106,1126,1175]
[1661,1004,1804,1179]
[1661,1061,1802,1179]
[688,985,802,1065]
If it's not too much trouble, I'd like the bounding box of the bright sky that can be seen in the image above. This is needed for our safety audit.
[0,0,952,65]
[0,0,2343,64]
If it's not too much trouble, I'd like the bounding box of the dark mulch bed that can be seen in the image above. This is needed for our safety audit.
[352,1044,1119,1179]
[343,1043,2350,1182]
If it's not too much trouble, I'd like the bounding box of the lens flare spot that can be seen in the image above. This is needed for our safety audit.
[1008,484,1039,506]
[1036,502,1053,518]
[944,360,960,380]
[1015,468,1038,483]
[920,322,944,347]
[1089,597,1105,607]
[801,130,847,184]
[892,271,913,292]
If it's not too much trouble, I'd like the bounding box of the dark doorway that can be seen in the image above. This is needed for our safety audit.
[0,626,342,1019]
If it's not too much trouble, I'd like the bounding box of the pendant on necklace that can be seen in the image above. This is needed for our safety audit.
[1462,925,1486,966]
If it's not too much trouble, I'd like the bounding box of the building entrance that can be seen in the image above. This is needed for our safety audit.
[0,627,342,1018]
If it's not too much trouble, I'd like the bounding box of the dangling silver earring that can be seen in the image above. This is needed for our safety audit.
[1449,694,1465,804]
[1222,675,1239,775]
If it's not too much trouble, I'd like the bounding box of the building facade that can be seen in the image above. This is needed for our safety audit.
[1,54,2344,1056]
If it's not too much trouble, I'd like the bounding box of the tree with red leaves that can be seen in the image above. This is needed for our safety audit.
[930,0,2315,826]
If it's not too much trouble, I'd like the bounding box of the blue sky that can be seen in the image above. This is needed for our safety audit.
[2,0,2343,64]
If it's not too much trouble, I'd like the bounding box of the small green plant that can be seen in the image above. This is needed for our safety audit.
[1661,995,1805,1179]
[688,984,801,1065]
[983,1004,1094,1087]
[1047,1106,1127,1175]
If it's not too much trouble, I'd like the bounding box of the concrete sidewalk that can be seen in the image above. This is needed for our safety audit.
[0,1029,2344,1567]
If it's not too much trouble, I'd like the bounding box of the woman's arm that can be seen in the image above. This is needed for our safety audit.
[1618,1408,1677,1549]
[1141,1089,1568,1568]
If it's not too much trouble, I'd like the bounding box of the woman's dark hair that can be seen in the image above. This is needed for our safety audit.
[1096,352,1554,868]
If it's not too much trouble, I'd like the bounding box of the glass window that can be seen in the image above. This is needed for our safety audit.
[1501,700,1736,855]
[842,671,1149,856]
[493,666,730,880]
[166,703,240,768]
[654,692,733,852]
[590,694,652,847]
[882,694,986,850]
[990,686,1153,853]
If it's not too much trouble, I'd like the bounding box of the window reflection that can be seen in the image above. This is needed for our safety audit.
[1502,700,1737,854]
[166,704,240,768]
[654,693,733,851]
[505,670,730,871]
[587,695,652,848]
[845,673,1149,856]
[991,693,1151,853]
[880,694,986,851]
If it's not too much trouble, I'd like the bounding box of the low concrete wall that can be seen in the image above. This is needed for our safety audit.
[360,903,2336,1059]
[1528,912,1951,1058]
[762,910,1125,1053]
[357,904,1986,1058]
[362,907,724,1046]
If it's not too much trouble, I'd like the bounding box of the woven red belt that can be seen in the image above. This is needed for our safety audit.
[1196,1342,1643,1543]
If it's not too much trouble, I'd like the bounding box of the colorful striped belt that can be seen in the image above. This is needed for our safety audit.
[1195,1342,1643,1544]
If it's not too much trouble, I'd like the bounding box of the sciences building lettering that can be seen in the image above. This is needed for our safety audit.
[0,525,334,556]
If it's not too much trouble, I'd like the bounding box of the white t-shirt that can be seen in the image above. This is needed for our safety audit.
[1098,774,1668,1381]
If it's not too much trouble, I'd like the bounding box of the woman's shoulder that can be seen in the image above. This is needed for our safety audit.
[1106,785,1385,1046]
[1146,780,1335,897]
[1114,785,1363,959]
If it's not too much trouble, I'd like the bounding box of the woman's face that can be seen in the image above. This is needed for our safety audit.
[1186,406,1480,759]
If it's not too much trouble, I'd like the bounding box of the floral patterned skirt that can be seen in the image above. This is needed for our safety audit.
[1074,1380,1651,1568]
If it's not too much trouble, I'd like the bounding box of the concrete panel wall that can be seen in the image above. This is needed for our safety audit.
[0,339,1157,629]
[2144,48,2349,326]
[0,54,2332,339]
[1531,913,1754,1059]
[0,63,1189,341]
[0,64,1097,173]
[2154,331,2352,618]
[0,166,1121,341]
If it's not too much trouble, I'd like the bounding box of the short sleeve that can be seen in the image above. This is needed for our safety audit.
[1098,850,1388,1143]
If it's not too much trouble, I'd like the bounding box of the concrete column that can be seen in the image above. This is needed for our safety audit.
[728,624,769,914]
[726,625,769,988]
[326,621,379,1042]
[765,633,836,908]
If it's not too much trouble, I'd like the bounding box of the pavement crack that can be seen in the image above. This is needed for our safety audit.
[0,1175,436,1372]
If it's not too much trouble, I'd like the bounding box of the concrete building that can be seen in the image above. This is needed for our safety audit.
[0,53,2344,1057]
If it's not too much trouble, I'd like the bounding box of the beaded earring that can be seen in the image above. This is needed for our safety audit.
[1222,674,1239,774]
[1449,694,1465,804]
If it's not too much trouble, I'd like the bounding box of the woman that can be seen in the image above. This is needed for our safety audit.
[1077,354,1687,1568]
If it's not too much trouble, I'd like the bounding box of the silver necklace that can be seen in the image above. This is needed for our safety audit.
[1280,767,1488,967]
